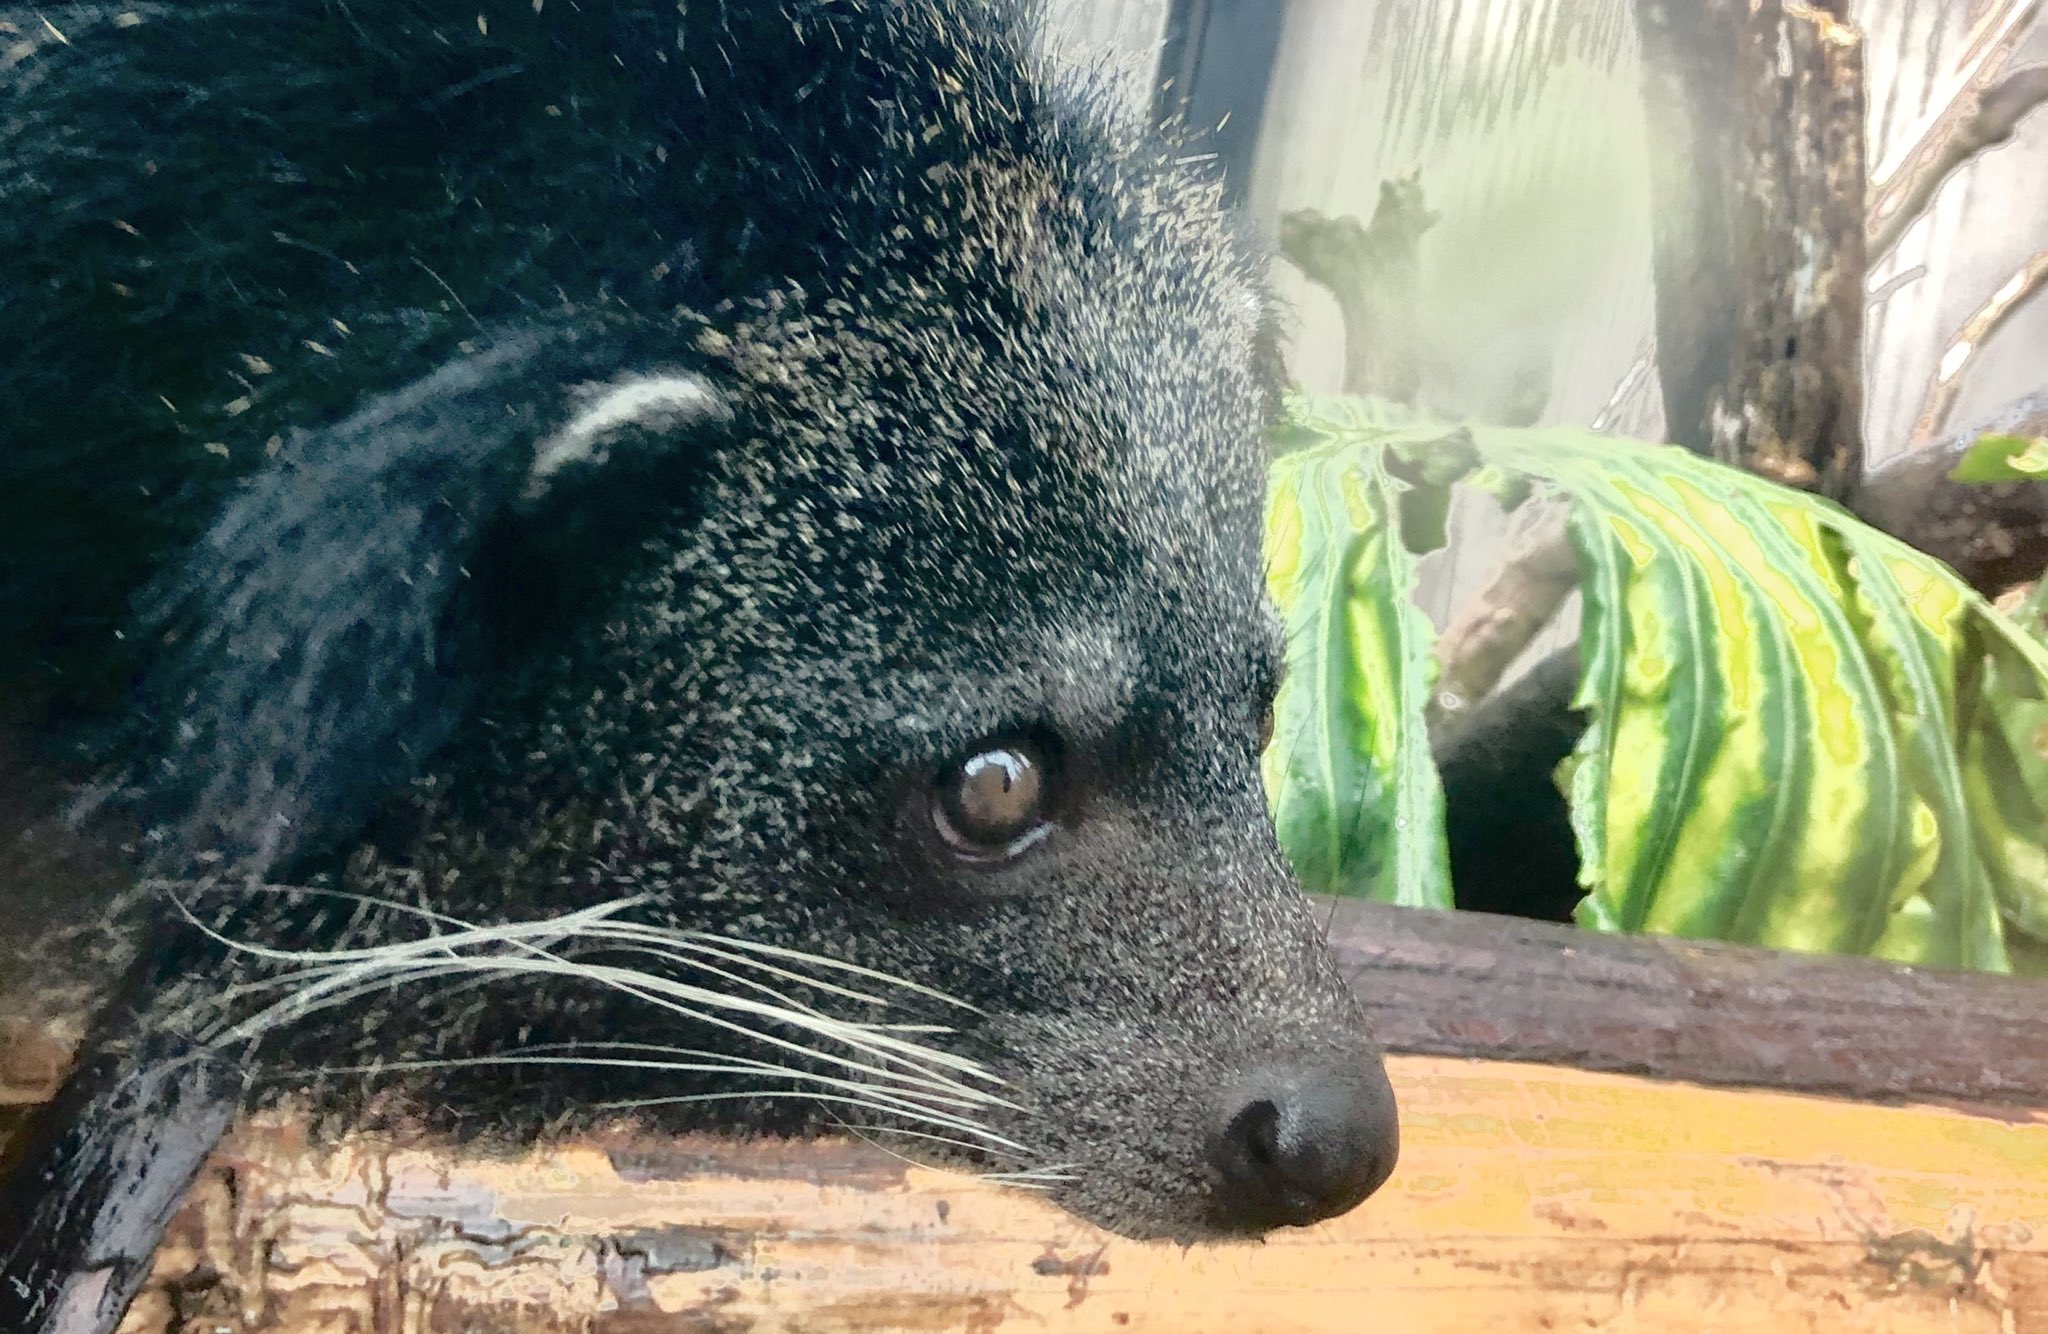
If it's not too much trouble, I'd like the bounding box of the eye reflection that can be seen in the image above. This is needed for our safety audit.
[931,742,1052,858]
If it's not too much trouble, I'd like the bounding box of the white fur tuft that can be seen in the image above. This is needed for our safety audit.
[525,373,727,498]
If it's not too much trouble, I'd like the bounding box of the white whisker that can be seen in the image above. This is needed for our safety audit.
[221,950,997,1106]
[575,924,900,1010]
[985,1169,1079,1184]
[563,938,844,1020]
[674,931,988,1015]
[162,883,1041,1167]
[178,894,1004,1101]
[237,961,1027,1149]
[817,1108,1044,1173]
[818,1115,1043,1164]
[164,883,648,964]
[564,932,983,1039]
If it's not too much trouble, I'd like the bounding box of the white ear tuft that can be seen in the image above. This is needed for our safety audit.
[525,372,728,499]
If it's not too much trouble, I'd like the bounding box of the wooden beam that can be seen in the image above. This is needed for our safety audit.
[100,1057,2048,1332]
[11,898,2048,1328]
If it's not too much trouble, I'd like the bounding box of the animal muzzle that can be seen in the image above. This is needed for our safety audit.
[1206,1053,1400,1231]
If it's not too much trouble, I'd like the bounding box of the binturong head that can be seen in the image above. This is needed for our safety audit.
[329,173,1406,1237]
[10,0,1401,1250]
[369,88,1406,1239]
[416,251,1408,1234]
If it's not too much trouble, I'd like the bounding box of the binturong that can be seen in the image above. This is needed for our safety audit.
[0,1,1400,1327]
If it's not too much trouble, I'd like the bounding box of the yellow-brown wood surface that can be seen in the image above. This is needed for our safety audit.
[102,1055,2048,1333]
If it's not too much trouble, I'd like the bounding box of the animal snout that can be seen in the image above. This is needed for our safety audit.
[1207,1056,1399,1231]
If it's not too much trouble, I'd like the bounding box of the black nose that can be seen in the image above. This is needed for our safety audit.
[1207,1057,1399,1231]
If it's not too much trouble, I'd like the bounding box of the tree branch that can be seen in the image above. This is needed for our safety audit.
[1425,502,1579,727]
[1867,0,2047,264]
[1870,64,2048,263]
[1853,388,2048,595]
[1276,173,1438,402]
[1323,898,2048,1107]
[1910,248,2048,448]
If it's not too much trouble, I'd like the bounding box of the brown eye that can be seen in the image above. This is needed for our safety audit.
[931,742,1052,858]
[1258,704,1276,753]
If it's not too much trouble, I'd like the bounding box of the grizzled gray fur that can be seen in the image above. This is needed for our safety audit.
[0,2,1398,1327]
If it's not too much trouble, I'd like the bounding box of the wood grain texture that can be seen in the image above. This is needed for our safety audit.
[105,1057,2048,1333]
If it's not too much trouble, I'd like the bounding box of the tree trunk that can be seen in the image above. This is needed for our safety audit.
[1632,0,1868,500]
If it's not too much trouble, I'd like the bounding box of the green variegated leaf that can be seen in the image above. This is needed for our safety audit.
[1262,406,1450,908]
[1270,394,2048,973]
[1503,438,1991,967]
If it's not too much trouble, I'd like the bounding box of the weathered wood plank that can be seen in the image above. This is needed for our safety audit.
[105,1057,2048,1332]
[8,897,2048,1327]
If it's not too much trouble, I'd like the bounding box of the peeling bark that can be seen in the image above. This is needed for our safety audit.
[84,1061,2048,1333]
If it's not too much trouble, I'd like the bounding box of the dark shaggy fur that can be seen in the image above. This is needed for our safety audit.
[0,3,1398,1327]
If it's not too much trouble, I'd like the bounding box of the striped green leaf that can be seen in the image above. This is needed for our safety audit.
[1271,395,2048,972]
[1262,398,1451,908]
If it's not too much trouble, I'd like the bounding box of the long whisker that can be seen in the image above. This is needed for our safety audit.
[162,882,647,964]
[226,957,1033,1151]
[664,930,988,1015]
[812,1112,1073,1195]
[985,1167,1081,1184]
[818,1108,1045,1173]
[218,949,1011,1109]
[160,882,1041,1167]
[169,886,984,1061]
[572,925,901,1010]
[171,891,1006,1100]
[559,937,962,1033]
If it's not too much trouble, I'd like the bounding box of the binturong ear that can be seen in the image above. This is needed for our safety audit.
[121,328,733,879]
